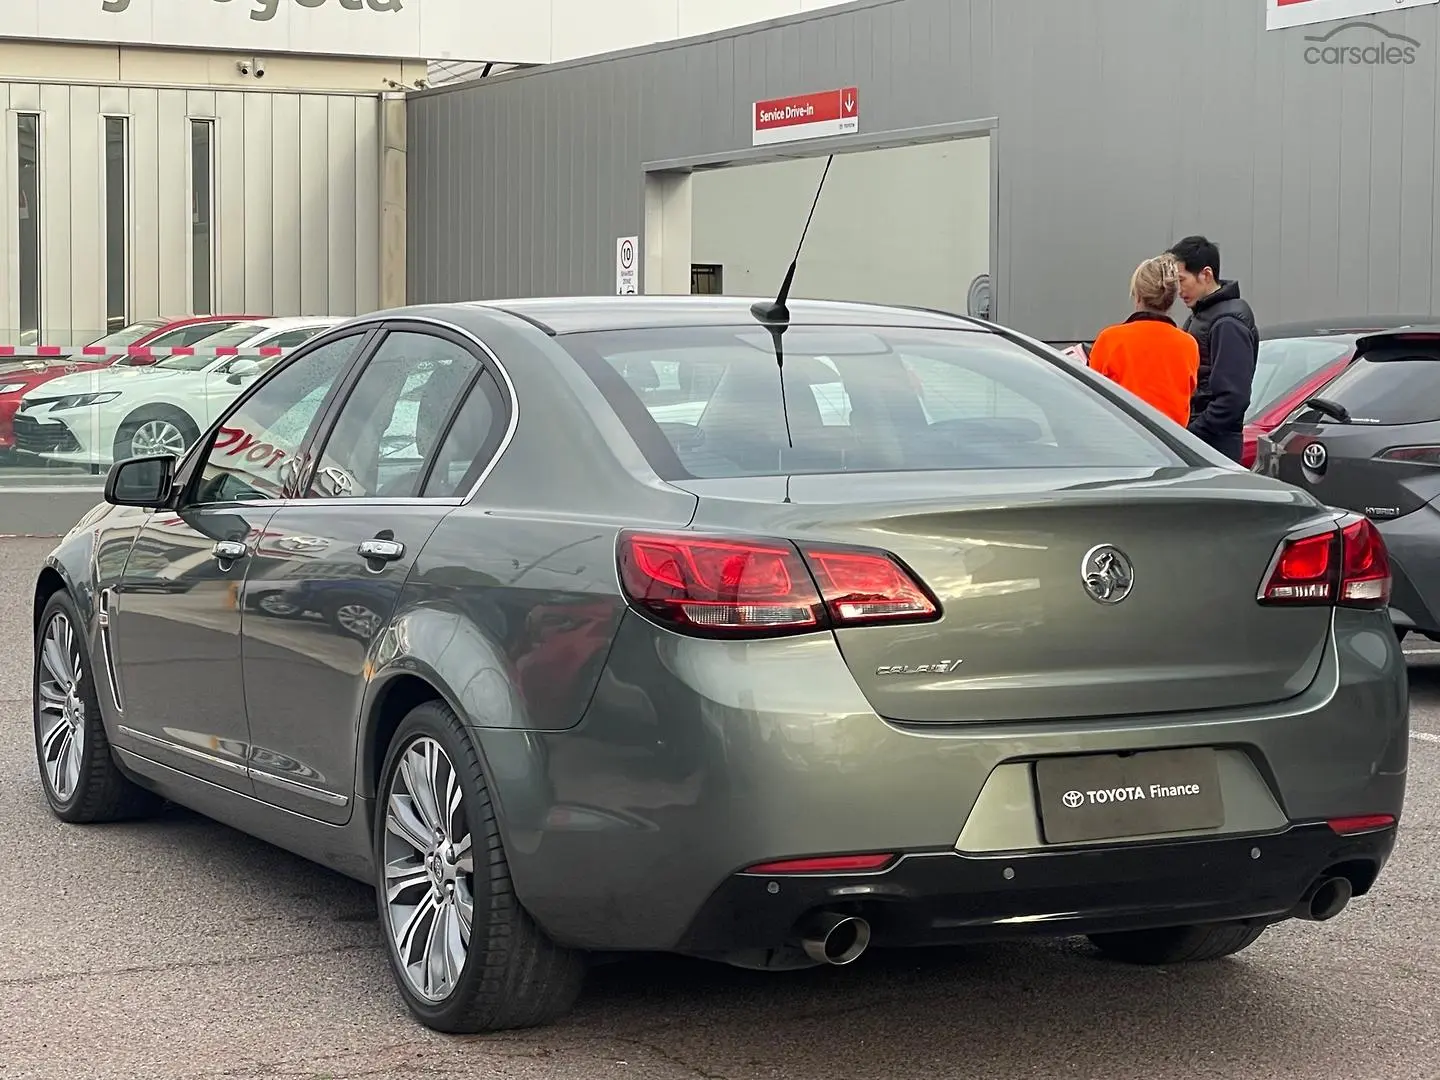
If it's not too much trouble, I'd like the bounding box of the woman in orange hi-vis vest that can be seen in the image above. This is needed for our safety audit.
[1088,254,1199,428]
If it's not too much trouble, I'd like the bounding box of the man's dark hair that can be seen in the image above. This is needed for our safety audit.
[1167,235,1220,279]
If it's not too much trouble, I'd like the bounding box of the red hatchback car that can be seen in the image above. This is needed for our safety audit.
[0,315,261,457]
[1242,317,1433,469]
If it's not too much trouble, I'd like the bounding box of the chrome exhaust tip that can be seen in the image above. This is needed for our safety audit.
[798,912,872,966]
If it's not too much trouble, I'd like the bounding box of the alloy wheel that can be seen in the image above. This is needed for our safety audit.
[383,736,475,1003]
[131,419,187,457]
[37,612,86,802]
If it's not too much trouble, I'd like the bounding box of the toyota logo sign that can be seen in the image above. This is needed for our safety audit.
[1302,442,1327,471]
[1062,790,1085,809]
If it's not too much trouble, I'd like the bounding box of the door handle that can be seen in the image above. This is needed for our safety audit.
[213,539,249,562]
[358,538,405,563]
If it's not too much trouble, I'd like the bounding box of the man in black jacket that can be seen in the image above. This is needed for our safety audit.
[1166,235,1258,463]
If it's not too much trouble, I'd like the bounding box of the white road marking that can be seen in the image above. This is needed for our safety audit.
[1412,731,1440,744]
[1405,647,1440,655]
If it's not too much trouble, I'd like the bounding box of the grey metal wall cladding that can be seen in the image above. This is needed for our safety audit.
[407,0,1440,339]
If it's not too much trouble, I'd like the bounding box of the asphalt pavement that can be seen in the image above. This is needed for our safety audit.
[0,535,1436,1080]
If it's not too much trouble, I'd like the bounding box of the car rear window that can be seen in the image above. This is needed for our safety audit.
[1246,336,1355,422]
[1307,347,1440,425]
[558,325,1185,479]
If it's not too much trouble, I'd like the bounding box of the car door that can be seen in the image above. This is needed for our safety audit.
[240,323,508,822]
[108,331,373,792]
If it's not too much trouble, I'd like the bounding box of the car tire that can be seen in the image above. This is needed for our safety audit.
[1087,921,1267,965]
[113,405,200,462]
[374,699,584,1033]
[33,590,163,824]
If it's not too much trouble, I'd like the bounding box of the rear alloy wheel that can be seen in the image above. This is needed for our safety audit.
[375,701,583,1032]
[113,405,199,462]
[33,591,161,823]
[1087,921,1267,965]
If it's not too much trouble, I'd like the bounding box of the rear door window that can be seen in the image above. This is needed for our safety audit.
[1304,353,1440,425]
[560,325,1185,479]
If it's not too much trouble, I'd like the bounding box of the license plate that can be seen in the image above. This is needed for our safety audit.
[1033,748,1224,845]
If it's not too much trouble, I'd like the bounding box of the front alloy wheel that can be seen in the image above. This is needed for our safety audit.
[374,702,583,1032]
[33,591,160,823]
[37,611,86,802]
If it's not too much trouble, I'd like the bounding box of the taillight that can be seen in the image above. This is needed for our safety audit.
[616,531,940,637]
[1258,518,1391,609]
[802,544,938,626]
[1339,517,1390,606]
[1377,445,1440,466]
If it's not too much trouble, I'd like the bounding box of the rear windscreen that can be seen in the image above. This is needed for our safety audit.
[1247,336,1354,422]
[558,325,1185,480]
[1306,351,1440,425]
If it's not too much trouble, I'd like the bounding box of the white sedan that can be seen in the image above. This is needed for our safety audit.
[15,317,345,467]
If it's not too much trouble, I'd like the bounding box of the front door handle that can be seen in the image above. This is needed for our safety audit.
[358,538,405,563]
[213,539,249,562]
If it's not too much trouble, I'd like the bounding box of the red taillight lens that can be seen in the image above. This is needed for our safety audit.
[1339,517,1391,607]
[741,853,896,875]
[1327,814,1395,835]
[1258,518,1392,610]
[617,532,822,634]
[616,532,941,637]
[1377,445,1440,466]
[801,544,939,626]
[1260,530,1335,604]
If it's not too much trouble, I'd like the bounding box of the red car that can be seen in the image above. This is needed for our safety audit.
[0,315,262,457]
[1241,317,1432,469]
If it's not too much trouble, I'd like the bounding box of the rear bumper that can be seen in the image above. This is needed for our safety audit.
[472,607,1408,954]
[675,824,1397,954]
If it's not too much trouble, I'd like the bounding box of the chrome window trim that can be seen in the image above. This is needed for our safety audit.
[179,315,519,511]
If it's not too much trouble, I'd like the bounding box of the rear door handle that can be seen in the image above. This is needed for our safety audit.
[358,538,405,562]
[213,540,249,562]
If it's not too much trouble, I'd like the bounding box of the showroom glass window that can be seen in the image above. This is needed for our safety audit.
[191,334,363,505]
[17,113,41,343]
[190,119,215,316]
[104,116,130,334]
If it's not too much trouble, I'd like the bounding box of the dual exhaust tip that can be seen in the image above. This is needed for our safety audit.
[1293,874,1353,922]
[798,911,871,966]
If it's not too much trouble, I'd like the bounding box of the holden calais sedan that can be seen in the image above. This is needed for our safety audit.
[32,297,1408,1033]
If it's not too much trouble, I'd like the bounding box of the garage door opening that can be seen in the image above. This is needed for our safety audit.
[645,133,992,320]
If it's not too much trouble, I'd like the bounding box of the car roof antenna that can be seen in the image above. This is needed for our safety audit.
[749,153,836,451]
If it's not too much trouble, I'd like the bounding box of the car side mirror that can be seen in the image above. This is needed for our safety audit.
[104,454,175,508]
[226,358,261,385]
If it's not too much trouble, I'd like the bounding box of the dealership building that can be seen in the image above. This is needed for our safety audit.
[407,0,1440,341]
[4,0,1439,348]
[0,0,849,347]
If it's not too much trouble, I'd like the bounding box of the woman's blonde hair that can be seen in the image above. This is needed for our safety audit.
[1130,253,1181,313]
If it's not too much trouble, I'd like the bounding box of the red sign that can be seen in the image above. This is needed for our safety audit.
[752,87,859,147]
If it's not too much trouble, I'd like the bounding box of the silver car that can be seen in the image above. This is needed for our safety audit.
[31,297,1408,1034]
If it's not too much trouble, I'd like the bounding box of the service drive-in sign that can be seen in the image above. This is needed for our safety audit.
[752,87,859,147]
[1267,0,1438,30]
